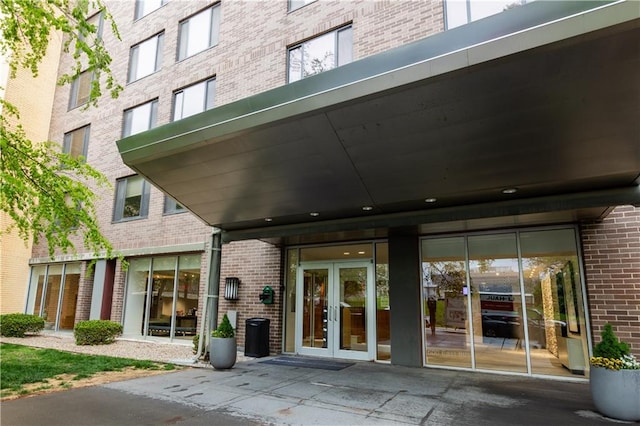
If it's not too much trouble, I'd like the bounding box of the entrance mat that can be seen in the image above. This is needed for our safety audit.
[259,356,354,371]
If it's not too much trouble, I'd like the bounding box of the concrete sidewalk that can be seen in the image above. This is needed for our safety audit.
[100,357,615,425]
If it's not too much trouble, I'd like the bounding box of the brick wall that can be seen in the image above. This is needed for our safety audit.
[218,240,283,354]
[34,0,444,259]
[581,206,640,357]
[75,262,94,323]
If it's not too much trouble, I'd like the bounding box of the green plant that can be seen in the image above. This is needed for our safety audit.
[0,313,45,337]
[211,314,234,338]
[74,320,123,345]
[591,323,639,370]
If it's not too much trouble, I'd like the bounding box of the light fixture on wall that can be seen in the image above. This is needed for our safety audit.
[224,277,240,300]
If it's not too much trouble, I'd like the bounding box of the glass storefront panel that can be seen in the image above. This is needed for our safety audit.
[175,255,200,340]
[520,229,588,377]
[123,255,202,341]
[469,233,527,373]
[421,227,589,378]
[284,249,299,352]
[43,264,63,330]
[375,243,390,361]
[422,237,471,368]
[59,264,81,330]
[148,257,177,337]
[27,265,47,317]
[123,258,151,338]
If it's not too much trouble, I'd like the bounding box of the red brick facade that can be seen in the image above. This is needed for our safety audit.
[581,206,640,356]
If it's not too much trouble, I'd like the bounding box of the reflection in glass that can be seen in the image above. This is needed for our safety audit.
[520,229,588,377]
[284,249,299,352]
[43,264,63,330]
[59,264,81,330]
[422,237,471,368]
[469,233,527,373]
[338,266,367,352]
[28,265,47,317]
[123,258,150,338]
[376,243,390,361]
[302,268,329,349]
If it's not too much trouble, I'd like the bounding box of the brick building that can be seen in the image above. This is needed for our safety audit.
[23,0,639,380]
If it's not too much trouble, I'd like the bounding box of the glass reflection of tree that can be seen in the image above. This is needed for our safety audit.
[304,51,334,78]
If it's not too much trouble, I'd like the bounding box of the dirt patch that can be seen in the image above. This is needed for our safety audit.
[1,367,181,401]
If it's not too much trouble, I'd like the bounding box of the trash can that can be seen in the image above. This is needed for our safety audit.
[245,317,270,357]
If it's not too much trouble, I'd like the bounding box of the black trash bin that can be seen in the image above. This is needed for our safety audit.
[245,317,270,357]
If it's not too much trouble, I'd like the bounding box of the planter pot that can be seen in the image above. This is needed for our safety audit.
[209,337,237,370]
[590,366,640,421]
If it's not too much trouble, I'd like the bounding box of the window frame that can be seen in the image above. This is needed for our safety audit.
[288,0,317,12]
[287,25,353,83]
[113,175,151,222]
[62,125,91,160]
[122,99,159,138]
[134,0,168,20]
[172,77,216,121]
[163,196,186,215]
[68,70,94,110]
[177,3,221,61]
[128,32,164,83]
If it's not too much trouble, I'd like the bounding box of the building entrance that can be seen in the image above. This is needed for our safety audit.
[296,261,375,360]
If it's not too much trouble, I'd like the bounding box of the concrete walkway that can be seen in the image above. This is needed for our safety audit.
[97,357,616,425]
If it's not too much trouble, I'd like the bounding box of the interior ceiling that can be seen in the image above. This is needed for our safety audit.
[124,6,640,245]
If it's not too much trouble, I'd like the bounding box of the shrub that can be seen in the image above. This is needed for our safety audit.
[0,313,45,337]
[593,323,630,359]
[211,314,234,338]
[74,320,123,345]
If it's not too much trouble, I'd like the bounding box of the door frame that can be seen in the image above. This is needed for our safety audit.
[295,260,375,361]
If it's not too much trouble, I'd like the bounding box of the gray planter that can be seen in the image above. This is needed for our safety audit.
[590,366,640,421]
[209,337,237,370]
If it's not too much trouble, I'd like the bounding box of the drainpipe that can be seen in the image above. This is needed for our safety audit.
[194,227,222,360]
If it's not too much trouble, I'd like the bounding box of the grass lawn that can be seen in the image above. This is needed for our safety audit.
[0,343,175,399]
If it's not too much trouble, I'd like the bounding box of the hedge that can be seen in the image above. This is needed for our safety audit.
[74,320,123,345]
[0,313,45,337]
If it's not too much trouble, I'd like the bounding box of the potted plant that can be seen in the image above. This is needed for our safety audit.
[210,314,236,369]
[590,323,640,421]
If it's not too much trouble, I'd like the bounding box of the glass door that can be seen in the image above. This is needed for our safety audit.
[296,262,374,360]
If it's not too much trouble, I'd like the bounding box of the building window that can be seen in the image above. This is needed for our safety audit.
[68,70,93,109]
[288,0,316,12]
[173,78,216,120]
[164,196,185,215]
[445,0,533,29]
[80,11,103,42]
[288,26,353,83]
[26,263,82,331]
[128,32,164,82]
[135,0,167,20]
[62,125,90,159]
[113,175,150,222]
[177,4,220,60]
[123,99,158,137]
[123,255,201,341]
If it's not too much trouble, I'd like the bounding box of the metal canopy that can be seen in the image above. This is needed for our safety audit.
[118,1,640,244]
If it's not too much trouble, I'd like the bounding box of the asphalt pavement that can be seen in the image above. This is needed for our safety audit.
[0,357,624,426]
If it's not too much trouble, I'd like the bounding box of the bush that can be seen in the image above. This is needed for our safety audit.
[74,320,123,345]
[593,323,630,359]
[211,314,234,338]
[0,313,45,337]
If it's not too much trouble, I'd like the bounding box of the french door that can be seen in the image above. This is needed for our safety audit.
[296,261,375,360]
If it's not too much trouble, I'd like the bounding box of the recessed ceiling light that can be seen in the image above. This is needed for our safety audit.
[358,251,365,255]
[425,198,437,203]
[310,212,320,217]
[264,218,273,222]
[362,206,373,211]
[502,188,518,194]
[344,252,350,255]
